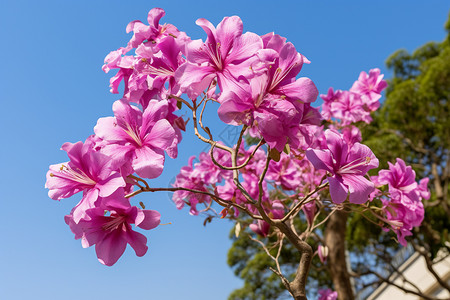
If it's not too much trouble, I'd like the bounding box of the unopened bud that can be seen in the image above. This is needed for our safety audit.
[318,245,329,263]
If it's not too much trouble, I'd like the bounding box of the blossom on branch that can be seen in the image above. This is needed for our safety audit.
[306,129,379,204]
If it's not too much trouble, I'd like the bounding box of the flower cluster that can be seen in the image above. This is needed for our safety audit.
[371,158,429,245]
[46,7,429,271]
[320,68,387,125]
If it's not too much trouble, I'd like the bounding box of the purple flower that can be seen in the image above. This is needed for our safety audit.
[306,130,379,204]
[256,33,318,104]
[176,15,263,98]
[172,156,211,215]
[375,158,428,246]
[378,158,421,209]
[65,191,161,266]
[125,8,183,51]
[318,288,338,300]
[94,99,176,179]
[350,68,387,111]
[266,153,302,190]
[46,141,126,222]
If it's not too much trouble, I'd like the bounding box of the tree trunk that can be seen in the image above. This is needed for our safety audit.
[324,210,355,300]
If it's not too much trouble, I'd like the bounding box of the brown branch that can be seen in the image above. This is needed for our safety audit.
[411,241,450,293]
[168,94,193,110]
[368,270,444,300]
[272,219,313,300]
[209,139,264,171]
[282,182,329,222]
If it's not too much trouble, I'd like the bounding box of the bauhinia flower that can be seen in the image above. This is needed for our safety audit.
[94,99,176,179]
[306,129,379,204]
[176,15,263,98]
[318,288,338,300]
[374,158,428,246]
[45,140,126,222]
[350,68,387,111]
[65,191,161,266]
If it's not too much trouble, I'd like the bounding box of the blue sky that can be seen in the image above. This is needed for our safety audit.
[0,1,449,299]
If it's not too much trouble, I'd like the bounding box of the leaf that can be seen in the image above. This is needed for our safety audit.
[269,147,281,162]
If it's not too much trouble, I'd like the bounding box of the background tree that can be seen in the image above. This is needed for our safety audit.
[227,12,450,300]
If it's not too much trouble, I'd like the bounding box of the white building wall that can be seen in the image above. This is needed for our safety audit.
[367,251,450,300]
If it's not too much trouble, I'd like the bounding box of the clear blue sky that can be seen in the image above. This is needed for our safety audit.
[0,1,448,299]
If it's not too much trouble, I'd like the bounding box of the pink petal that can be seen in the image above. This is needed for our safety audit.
[147,7,165,29]
[328,176,348,204]
[94,116,130,143]
[132,146,165,179]
[216,16,244,59]
[143,119,175,150]
[125,230,148,257]
[135,210,161,230]
[97,172,126,198]
[96,231,127,266]
[343,174,374,204]
[278,77,318,103]
[306,149,333,173]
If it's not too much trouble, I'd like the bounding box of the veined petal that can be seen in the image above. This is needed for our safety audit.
[132,146,165,179]
[147,7,165,29]
[135,209,161,230]
[141,100,169,136]
[216,16,243,58]
[185,39,210,64]
[72,188,100,223]
[94,117,130,143]
[175,62,216,98]
[196,18,217,45]
[226,31,263,64]
[325,130,348,167]
[61,142,84,169]
[125,230,148,257]
[278,42,303,78]
[97,172,126,198]
[343,174,374,204]
[112,100,143,131]
[277,77,318,103]
[306,149,333,173]
[144,119,175,150]
[96,230,127,266]
[328,176,348,204]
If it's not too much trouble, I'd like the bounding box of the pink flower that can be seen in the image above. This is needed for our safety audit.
[330,91,372,125]
[172,156,211,215]
[256,33,318,104]
[375,158,428,246]
[306,130,379,204]
[65,191,161,266]
[378,158,421,209]
[249,201,284,237]
[266,153,302,190]
[45,141,126,222]
[125,8,183,51]
[302,200,317,227]
[176,16,263,98]
[350,68,387,111]
[318,288,338,300]
[218,79,321,152]
[320,87,341,120]
[94,99,176,179]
